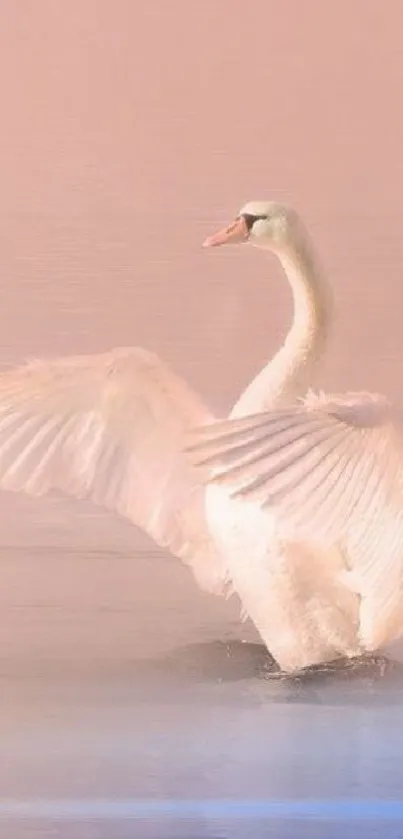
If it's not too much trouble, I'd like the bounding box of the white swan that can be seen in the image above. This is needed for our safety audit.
[0,200,331,668]
[188,204,403,671]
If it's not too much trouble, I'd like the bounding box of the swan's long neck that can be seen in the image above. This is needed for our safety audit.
[231,225,332,418]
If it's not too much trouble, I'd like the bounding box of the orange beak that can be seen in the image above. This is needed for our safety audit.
[203,216,249,248]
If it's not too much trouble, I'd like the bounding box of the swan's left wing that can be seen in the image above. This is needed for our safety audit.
[187,392,403,644]
[0,347,227,595]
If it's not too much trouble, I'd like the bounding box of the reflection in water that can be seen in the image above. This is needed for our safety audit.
[155,639,391,682]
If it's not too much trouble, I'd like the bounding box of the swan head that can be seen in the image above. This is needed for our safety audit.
[203,201,298,251]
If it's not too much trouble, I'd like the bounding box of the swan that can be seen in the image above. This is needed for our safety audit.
[188,205,403,671]
[0,200,329,668]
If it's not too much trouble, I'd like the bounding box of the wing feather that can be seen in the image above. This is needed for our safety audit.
[0,347,226,594]
[187,391,403,643]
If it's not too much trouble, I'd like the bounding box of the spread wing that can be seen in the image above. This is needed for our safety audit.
[187,391,403,643]
[0,347,226,594]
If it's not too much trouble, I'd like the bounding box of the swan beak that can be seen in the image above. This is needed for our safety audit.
[203,216,249,247]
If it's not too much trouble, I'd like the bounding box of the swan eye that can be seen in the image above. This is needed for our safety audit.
[242,213,268,232]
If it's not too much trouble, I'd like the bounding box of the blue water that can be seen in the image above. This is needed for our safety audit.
[1,639,403,839]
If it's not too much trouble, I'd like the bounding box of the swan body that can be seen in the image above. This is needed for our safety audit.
[0,198,390,673]
[195,203,361,670]
[188,206,403,669]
